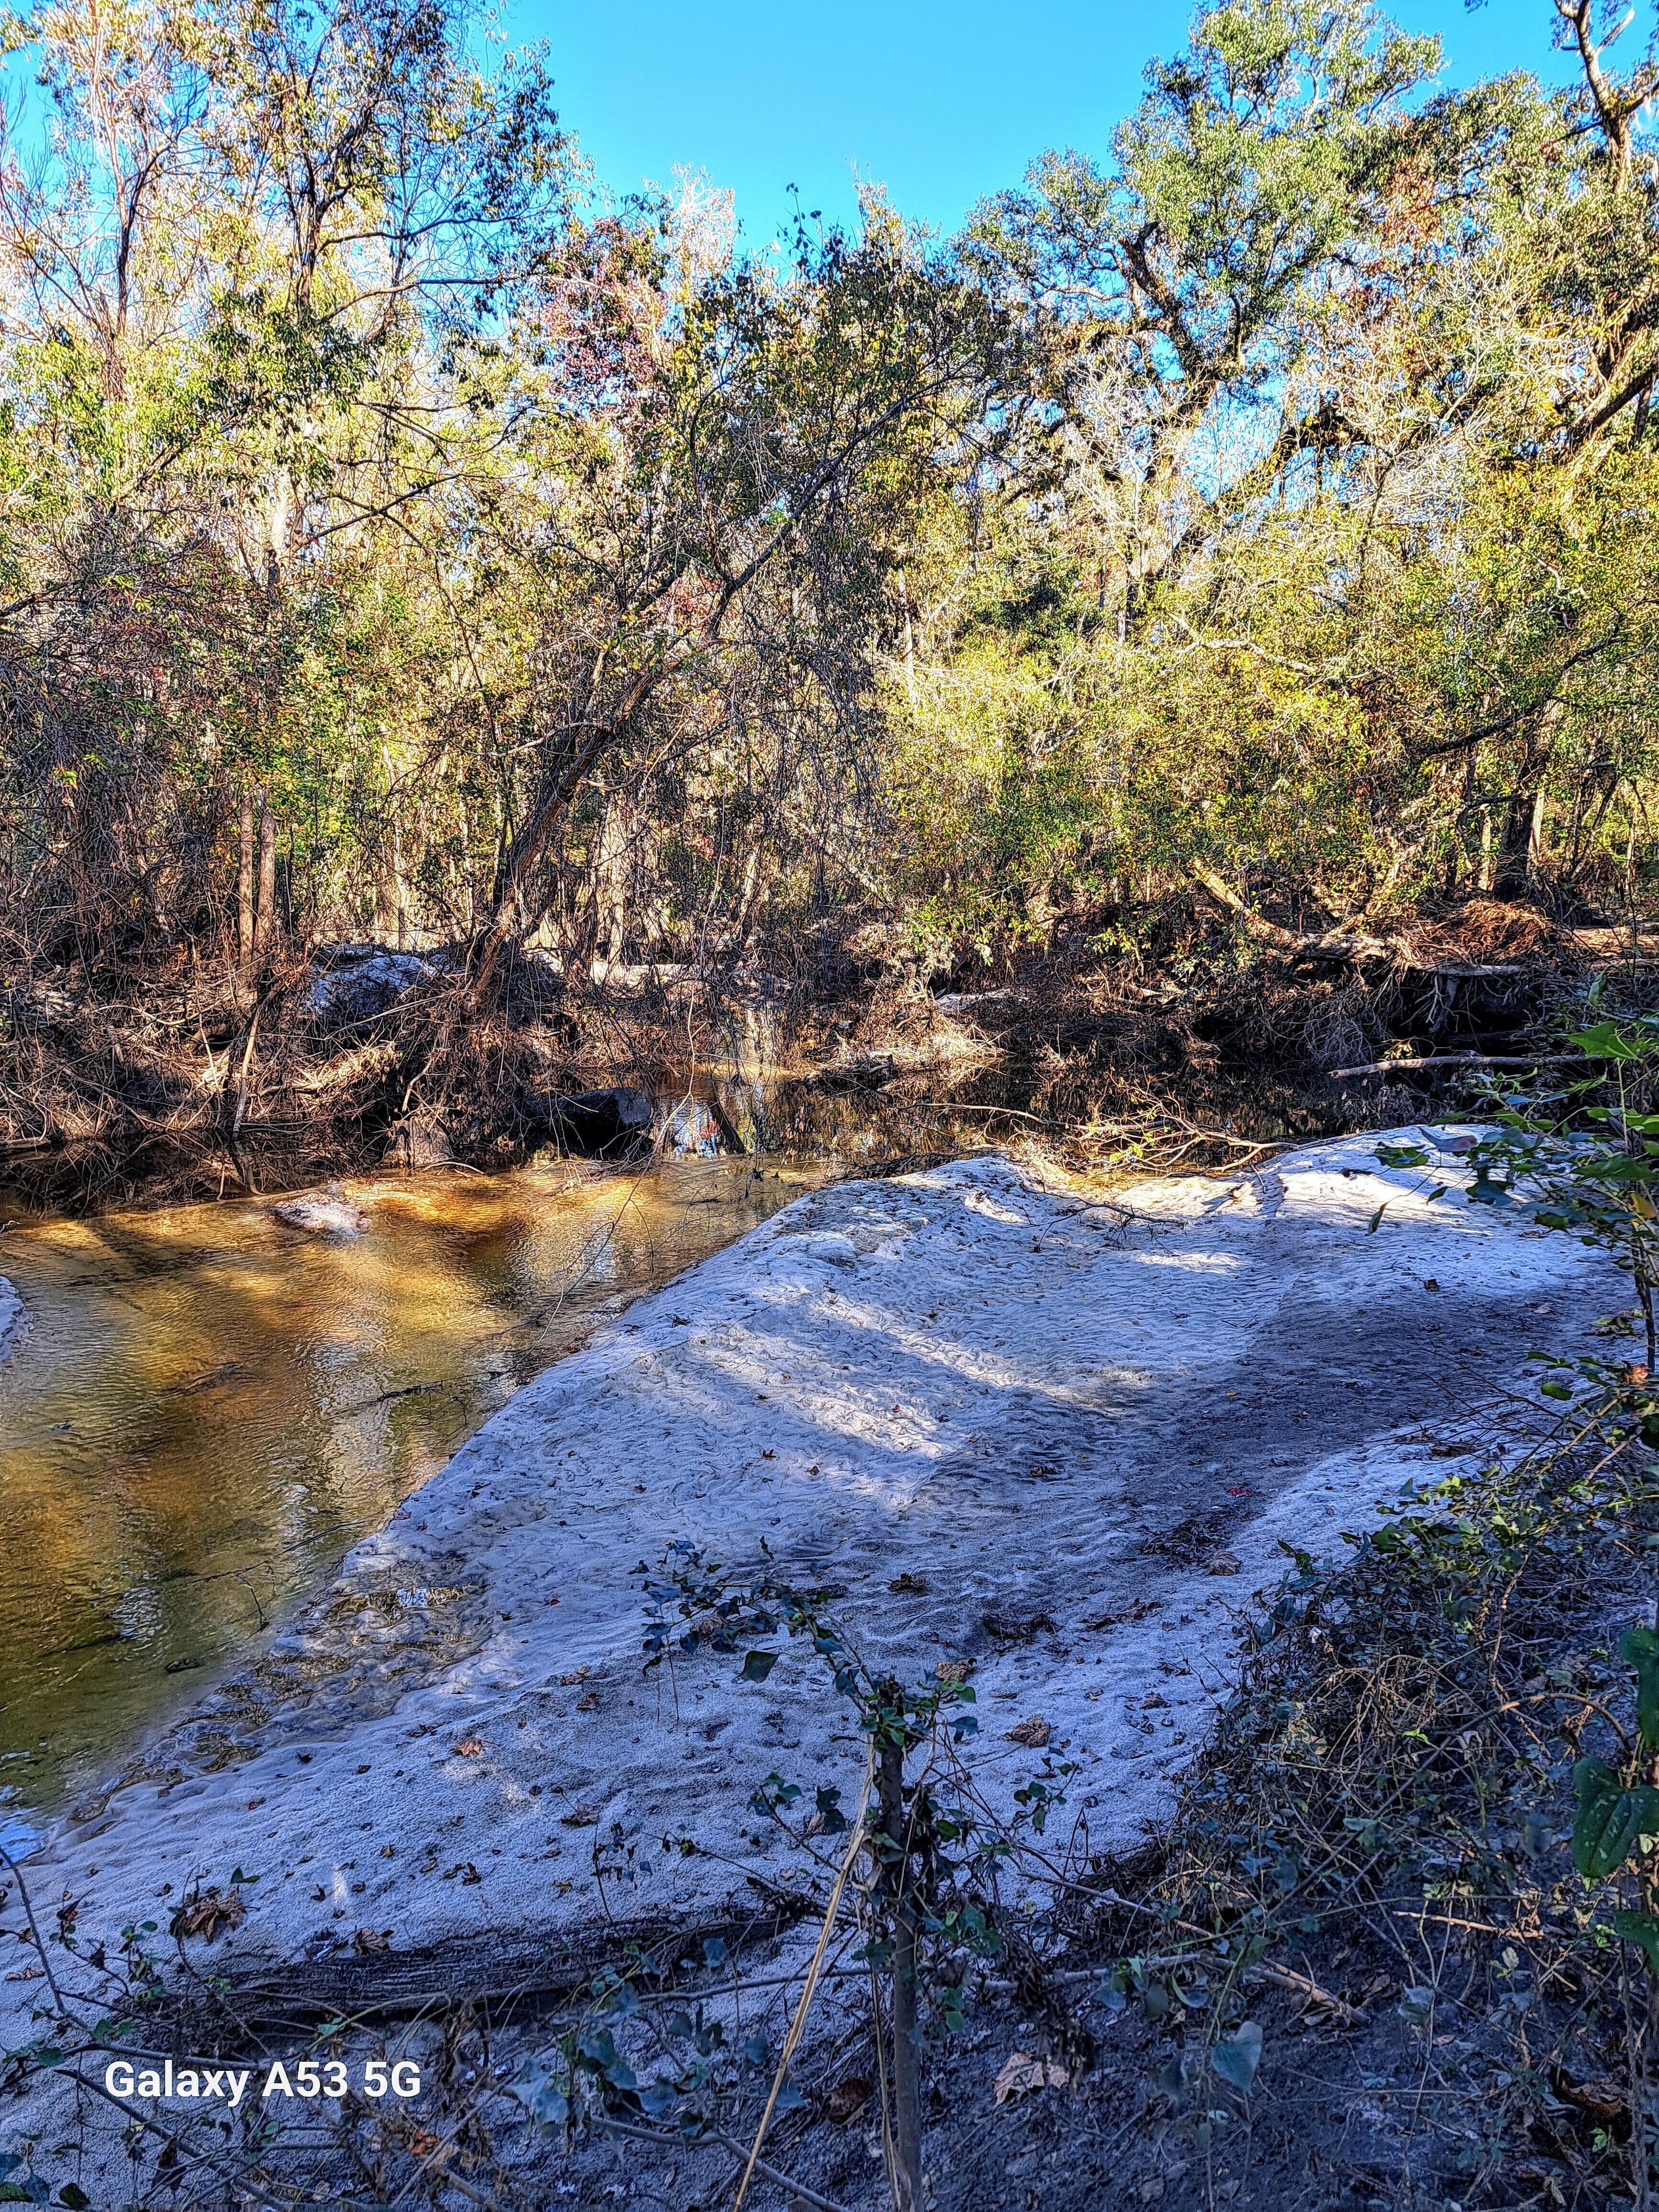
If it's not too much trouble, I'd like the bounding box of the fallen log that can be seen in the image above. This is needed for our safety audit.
[1189,866,1548,977]
[1190,863,1402,962]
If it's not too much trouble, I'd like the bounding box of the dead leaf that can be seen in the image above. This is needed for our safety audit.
[1084,1598,1157,1630]
[826,2074,871,2125]
[459,1863,483,1885]
[453,1737,484,1758]
[408,2128,443,2158]
[169,1887,247,1943]
[890,1572,929,1593]
[1006,1716,1051,1748]
[560,1665,591,1685]
[561,1803,600,1827]
[575,1692,599,1712]
[984,1607,1056,1642]
[1205,1550,1242,1576]
[993,2050,1068,2105]
[935,1660,970,1682]
[352,1926,392,1956]
[1552,2070,1630,2128]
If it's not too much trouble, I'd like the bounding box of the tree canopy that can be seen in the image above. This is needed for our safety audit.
[1,0,1655,1003]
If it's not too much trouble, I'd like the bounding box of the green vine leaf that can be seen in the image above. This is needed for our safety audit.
[1611,1909,1659,1980]
[1619,1626,1659,1748]
[1572,1757,1659,1879]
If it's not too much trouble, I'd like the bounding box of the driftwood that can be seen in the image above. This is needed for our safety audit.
[1329,1051,1570,1078]
[1565,926,1659,959]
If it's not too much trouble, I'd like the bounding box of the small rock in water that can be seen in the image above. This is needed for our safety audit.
[274,1183,369,1235]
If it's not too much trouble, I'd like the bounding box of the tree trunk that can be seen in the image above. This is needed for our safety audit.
[877,1714,923,2212]
[737,844,765,946]
[254,796,277,958]
[1491,702,1562,899]
[238,790,255,979]
[1493,784,1548,898]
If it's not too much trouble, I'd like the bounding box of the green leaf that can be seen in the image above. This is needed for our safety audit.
[1578,1154,1659,1185]
[1367,1203,1387,1234]
[529,2081,570,2127]
[56,2189,89,2211]
[1376,1144,1428,1169]
[1612,1909,1659,1980]
[1570,1022,1645,1061]
[1211,2020,1262,2094]
[1572,1757,1659,1879]
[740,1650,778,1681]
[1621,1626,1659,1748]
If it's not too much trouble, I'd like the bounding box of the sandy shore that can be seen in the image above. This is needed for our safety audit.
[0,1131,1623,2022]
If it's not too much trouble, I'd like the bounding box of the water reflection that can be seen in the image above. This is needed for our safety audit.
[0,1158,819,1810]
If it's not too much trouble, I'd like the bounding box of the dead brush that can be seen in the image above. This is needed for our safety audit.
[1058,1422,1659,2208]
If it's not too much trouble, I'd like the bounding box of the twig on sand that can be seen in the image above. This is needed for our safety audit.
[1248,1958,1369,2025]
[597,2116,852,2212]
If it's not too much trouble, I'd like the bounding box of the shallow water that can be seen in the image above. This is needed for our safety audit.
[0,1158,820,1811]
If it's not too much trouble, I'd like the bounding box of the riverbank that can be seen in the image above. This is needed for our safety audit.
[0,1129,1626,2196]
[0,889,1618,1216]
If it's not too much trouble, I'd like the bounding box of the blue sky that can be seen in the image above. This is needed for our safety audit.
[509,0,1575,246]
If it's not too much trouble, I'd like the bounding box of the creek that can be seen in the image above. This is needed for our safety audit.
[0,1155,830,1813]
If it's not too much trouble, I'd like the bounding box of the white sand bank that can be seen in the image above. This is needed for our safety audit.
[6,1131,1626,2002]
[0,1276,20,1360]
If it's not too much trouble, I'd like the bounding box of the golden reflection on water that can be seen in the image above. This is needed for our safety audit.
[0,1158,818,1811]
